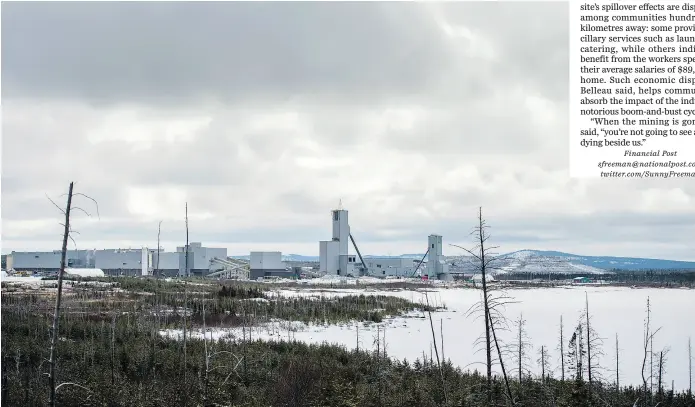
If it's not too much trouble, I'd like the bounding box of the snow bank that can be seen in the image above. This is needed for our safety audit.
[65,268,105,278]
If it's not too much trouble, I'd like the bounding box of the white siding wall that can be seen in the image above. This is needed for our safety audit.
[365,257,413,277]
[250,251,283,270]
[152,252,179,270]
[324,241,340,274]
[95,250,143,270]
[427,235,444,278]
[141,248,150,276]
[331,210,350,256]
[10,252,62,269]
[206,247,228,261]
[319,241,328,273]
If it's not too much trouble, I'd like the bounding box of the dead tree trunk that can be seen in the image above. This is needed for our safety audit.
[518,314,524,383]
[156,221,162,277]
[203,300,209,405]
[440,319,445,362]
[689,336,692,397]
[111,314,116,385]
[651,333,654,397]
[478,214,493,404]
[452,207,505,404]
[616,333,620,390]
[560,315,565,382]
[585,292,593,393]
[541,346,546,385]
[658,351,663,400]
[424,292,448,405]
[183,203,189,389]
[642,296,651,396]
[356,323,360,353]
[48,182,74,407]
[489,311,514,404]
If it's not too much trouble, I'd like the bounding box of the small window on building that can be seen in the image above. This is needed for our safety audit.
[432,244,435,249]
[35,255,39,259]
[377,264,382,268]
[333,211,339,221]
[383,270,386,275]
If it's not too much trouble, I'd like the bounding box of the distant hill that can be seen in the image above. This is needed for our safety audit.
[230,250,695,272]
[513,250,695,271]
[448,250,695,274]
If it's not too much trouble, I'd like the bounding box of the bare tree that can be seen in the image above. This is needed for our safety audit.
[46,182,99,407]
[155,220,162,277]
[583,293,605,393]
[615,333,620,390]
[356,322,360,353]
[641,296,661,397]
[487,308,514,405]
[451,207,495,402]
[48,182,74,407]
[424,292,448,404]
[657,350,666,400]
[586,293,593,388]
[111,315,116,386]
[537,345,551,385]
[183,203,189,388]
[440,319,445,362]
[511,313,532,383]
[689,336,693,397]
[558,315,566,382]
[567,324,586,382]
[453,208,515,404]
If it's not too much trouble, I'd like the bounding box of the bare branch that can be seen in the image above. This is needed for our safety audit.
[72,192,101,219]
[71,206,93,218]
[55,382,91,393]
[45,194,66,215]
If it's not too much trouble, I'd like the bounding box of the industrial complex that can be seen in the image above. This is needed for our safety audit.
[4,208,452,281]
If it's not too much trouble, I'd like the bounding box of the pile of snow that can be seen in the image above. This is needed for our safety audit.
[65,268,105,278]
[1,269,7,278]
[0,276,46,286]
[471,273,496,283]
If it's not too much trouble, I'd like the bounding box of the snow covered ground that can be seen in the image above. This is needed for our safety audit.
[164,286,695,390]
[0,275,48,286]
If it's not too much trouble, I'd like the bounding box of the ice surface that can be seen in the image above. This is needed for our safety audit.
[164,286,695,390]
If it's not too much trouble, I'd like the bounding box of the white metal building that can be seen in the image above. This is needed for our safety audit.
[8,251,61,270]
[8,250,96,271]
[176,242,228,276]
[364,257,413,277]
[426,234,450,280]
[249,251,290,279]
[151,251,180,276]
[95,249,149,276]
[319,209,357,276]
[250,251,283,270]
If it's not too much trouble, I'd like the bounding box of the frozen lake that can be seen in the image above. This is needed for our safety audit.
[171,286,695,391]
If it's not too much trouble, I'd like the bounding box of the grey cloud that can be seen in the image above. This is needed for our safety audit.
[2,2,452,106]
[349,211,695,249]
[437,2,569,102]
[3,2,692,262]
[378,107,544,155]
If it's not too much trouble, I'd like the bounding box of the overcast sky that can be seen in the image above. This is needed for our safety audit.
[2,2,693,260]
